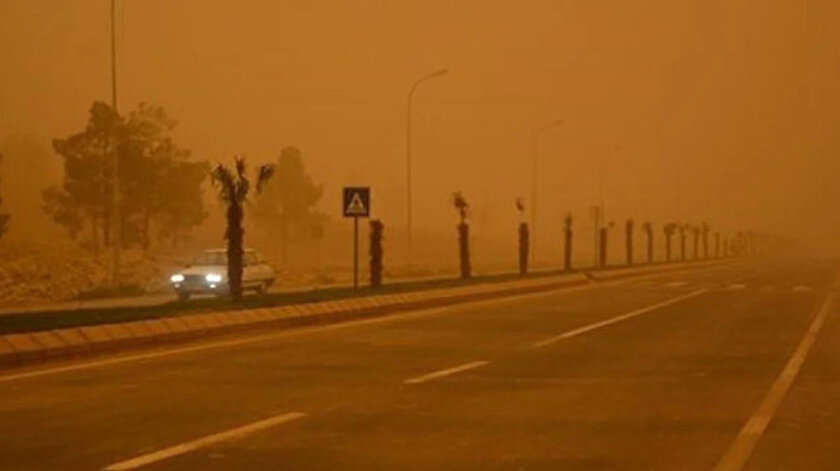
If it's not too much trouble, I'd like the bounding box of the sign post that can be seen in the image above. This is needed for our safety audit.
[343,187,371,288]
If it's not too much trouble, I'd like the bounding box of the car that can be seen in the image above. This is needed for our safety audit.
[169,249,275,300]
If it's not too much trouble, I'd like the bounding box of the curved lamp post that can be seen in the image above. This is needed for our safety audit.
[406,68,449,268]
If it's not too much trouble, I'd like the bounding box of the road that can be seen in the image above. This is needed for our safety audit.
[0,259,838,470]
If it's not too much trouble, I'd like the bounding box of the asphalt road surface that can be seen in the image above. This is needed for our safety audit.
[1,259,838,470]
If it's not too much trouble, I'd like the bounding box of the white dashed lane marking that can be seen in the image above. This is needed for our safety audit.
[404,361,489,385]
[103,412,306,470]
[533,290,708,348]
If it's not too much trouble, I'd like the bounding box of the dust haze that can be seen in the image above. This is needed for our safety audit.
[0,1,838,305]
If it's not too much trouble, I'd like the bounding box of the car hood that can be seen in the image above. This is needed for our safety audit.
[178,265,227,277]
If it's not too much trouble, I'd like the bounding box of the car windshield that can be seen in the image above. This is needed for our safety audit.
[192,252,227,266]
[191,251,258,266]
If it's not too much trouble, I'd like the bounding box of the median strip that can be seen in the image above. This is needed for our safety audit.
[533,289,708,347]
[404,361,489,385]
[103,411,306,470]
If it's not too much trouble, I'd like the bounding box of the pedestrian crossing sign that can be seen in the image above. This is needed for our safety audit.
[343,187,370,218]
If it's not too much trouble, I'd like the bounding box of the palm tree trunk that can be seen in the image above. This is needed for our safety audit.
[518,223,529,275]
[564,225,573,271]
[227,202,244,299]
[599,227,607,268]
[458,222,471,279]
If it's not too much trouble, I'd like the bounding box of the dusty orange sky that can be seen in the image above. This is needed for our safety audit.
[1,0,839,258]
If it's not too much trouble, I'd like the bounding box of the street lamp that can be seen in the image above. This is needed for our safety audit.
[406,68,449,269]
[531,118,563,263]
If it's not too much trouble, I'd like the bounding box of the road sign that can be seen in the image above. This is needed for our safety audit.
[343,187,371,289]
[343,187,370,218]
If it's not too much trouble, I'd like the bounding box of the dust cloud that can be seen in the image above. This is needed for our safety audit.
[0,1,838,304]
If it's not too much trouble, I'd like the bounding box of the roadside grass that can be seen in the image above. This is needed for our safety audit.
[0,268,573,335]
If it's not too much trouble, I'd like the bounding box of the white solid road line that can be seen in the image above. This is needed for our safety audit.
[103,412,306,470]
[712,287,837,471]
[404,361,489,385]
[665,281,688,287]
[533,289,708,348]
[792,285,813,292]
[727,284,746,290]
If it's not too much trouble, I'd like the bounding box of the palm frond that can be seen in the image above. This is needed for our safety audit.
[210,163,236,203]
[234,156,247,180]
[256,164,275,194]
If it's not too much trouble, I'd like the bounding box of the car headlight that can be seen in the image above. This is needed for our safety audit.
[170,274,185,283]
[205,273,223,283]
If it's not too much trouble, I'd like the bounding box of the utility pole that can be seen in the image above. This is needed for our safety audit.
[110,0,121,287]
[531,119,563,264]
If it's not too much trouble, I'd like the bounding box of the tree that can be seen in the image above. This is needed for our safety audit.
[253,146,324,264]
[715,232,721,258]
[679,224,687,261]
[210,157,274,300]
[452,192,471,279]
[692,225,701,259]
[119,103,208,249]
[625,219,634,266]
[0,152,9,239]
[563,213,573,271]
[701,223,710,259]
[44,102,121,252]
[516,198,528,275]
[643,222,653,263]
[44,101,207,251]
[599,222,613,268]
[369,220,384,287]
[663,223,677,262]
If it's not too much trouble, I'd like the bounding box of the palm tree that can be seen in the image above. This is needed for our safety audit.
[663,223,677,262]
[643,222,653,263]
[701,223,710,259]
[452,192,471,279]
[598,221,614,268]
[692,225,700,259]
[516,197,528,275]
[563,213,573,271]
[679,224,687,261]
[210,157,274,300]
[369,219,384,287]
[625,219,634,266]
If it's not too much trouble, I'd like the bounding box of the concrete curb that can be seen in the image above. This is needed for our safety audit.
[0,260,729,370]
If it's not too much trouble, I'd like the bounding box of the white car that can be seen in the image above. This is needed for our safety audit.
[169,249,275,300]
